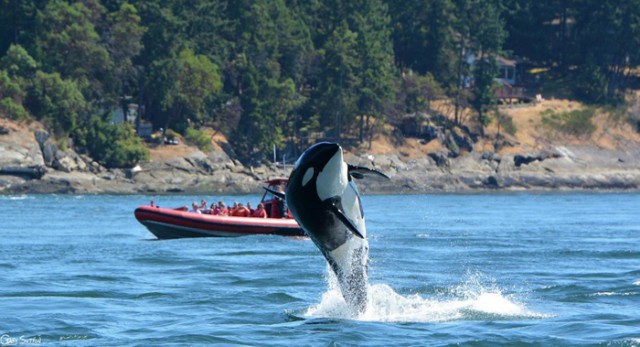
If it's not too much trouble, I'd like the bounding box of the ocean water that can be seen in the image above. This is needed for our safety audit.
[0,193,638,346]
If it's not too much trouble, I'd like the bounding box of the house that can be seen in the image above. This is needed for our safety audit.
[465,52,518,85]
[111,103,139,125]
[465,52,532,103]
[495,56,517,85]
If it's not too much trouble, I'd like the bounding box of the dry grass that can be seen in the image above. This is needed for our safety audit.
[360,98,640,158]
[4,96,639,164]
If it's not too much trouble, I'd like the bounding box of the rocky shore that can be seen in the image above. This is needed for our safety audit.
[2,119,640,195]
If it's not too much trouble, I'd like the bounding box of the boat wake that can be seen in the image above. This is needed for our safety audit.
[304,272,548,323]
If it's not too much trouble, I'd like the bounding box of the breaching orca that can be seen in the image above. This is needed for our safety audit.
[283,142,389,314]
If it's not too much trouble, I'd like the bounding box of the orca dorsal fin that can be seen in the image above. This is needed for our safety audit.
[263,186,285,199]
[348,164,390,180]
[326,197,365,239]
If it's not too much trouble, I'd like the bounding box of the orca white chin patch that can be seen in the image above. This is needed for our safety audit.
[302,167,314,187]
[316,148,348,201]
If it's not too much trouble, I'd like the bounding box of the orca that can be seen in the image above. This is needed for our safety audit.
[283,142,388,314]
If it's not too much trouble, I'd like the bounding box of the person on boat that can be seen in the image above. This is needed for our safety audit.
[229,202,239,215]
[246,202,254,215]
[252,203,268,218]
[191,202,202,214]
[213,201,228,216]
[200,199,211,214]
[232,203,251,217]
[274,185,287,218]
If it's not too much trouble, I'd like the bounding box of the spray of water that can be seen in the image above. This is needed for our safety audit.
[304,270,547,322]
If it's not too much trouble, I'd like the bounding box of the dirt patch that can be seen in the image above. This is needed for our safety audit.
[0,118,45,147]
[148,143,200,162]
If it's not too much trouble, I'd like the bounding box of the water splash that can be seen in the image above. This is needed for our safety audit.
[305,272,547,322]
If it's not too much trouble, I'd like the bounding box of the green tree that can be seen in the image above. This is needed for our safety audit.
[26,71,87,136]
[0,70,28,120]
[0,0,42,54]
[502,0,571,66]
[312,21,360,141]
[351,0,397,143]
[471,57,499,135]
[0,44,36,120]
[35,0,110,99]
[105,2,146,105]
[388,0,458,86]
[75,115,149,168]
[228,0,309,162]
[149,49,221,134]
[573,0,640,102]
[454,0,506,133]
[1,44,36,79]
[397,71,444,114]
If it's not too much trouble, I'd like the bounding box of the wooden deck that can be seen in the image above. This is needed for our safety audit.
[494,84,534,104]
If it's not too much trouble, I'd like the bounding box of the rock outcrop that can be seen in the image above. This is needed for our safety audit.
[1,118,640,194]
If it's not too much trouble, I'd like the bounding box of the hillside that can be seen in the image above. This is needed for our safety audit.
[356,98,640,157]
[1,97,640,194]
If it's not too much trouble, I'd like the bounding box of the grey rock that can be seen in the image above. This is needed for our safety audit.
[34,130,49,149]
[42,141,57,167]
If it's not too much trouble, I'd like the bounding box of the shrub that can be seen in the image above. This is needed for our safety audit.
[27,71,87,136]
[496,112,517,136]
[541,108,596,136]
[0,97,29,120]
[76,116,149,168]
[184,126,212,151]
[0,70,30,120]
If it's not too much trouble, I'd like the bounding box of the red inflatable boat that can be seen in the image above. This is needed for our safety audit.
[134,178,305,239]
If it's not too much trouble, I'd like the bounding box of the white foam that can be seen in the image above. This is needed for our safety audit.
[3,195,29,200]
[305,273,547,322]
[590,291,635,297]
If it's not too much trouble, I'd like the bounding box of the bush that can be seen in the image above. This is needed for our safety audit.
[76,116,149,168]
[496,112,517,136]
[184,126,211,151]
[0,97,29,120]
[0,70,30,120]
[27,71,86,136]
[541,107,596,136]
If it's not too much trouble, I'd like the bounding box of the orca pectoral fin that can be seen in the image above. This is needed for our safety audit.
[263,186,285,199]
[348,164,390,180]
[326,198,365,239]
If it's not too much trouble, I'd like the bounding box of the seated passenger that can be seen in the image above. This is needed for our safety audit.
[246,202,254,215]
[232,203,251,217]
[213,201,228,216]
[229,202,239,216]
[191,201,202,214]
[252,203,268,218]
[200,199,211,214]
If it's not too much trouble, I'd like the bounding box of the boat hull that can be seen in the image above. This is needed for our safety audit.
[134,206,305,239]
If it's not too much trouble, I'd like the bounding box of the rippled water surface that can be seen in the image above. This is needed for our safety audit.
[1,193,639,346]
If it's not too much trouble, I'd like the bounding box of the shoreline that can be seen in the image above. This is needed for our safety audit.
[2,148,639,195]
[2,119,640,195]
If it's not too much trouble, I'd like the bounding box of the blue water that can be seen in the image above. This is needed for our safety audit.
[1,193,639,346]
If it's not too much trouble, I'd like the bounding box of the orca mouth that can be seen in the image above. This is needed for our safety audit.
[294,142,341,170]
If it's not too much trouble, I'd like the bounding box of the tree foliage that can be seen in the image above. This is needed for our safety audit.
[75,115,149,168]
[1,0,640,165]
